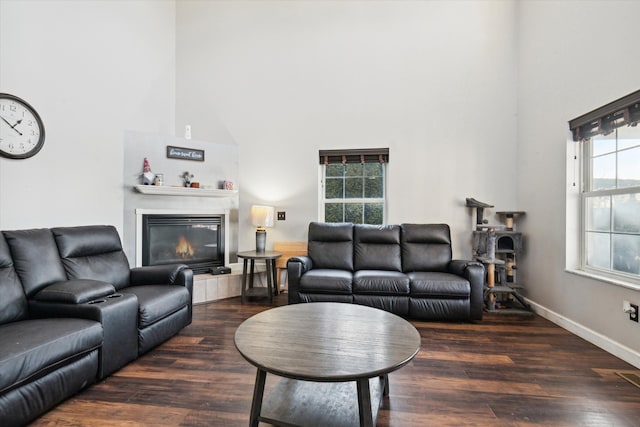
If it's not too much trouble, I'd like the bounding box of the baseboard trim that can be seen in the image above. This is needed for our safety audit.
[527,299,640,369]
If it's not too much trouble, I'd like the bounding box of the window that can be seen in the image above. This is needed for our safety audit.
[570,90,640,284]
[583,127,640,279]
[319,148,388,225]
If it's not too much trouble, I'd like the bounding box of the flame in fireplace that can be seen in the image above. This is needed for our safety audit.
[175,236,195,258]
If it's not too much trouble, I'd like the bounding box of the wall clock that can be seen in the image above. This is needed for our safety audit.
[0,93,46,159]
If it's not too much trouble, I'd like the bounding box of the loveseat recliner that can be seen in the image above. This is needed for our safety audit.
[287,222,484,321]
[0,225,193,427]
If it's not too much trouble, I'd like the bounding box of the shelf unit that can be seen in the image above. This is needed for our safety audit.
[134,185,238,198]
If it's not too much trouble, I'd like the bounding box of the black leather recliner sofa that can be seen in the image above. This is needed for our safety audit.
[287,222,484,321]
[0,225,193,426]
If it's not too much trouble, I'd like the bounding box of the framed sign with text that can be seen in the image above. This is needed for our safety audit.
[166,145,205,161]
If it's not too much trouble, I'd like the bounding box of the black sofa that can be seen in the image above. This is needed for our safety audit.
[287,222,484,321]
[0,225,193,426]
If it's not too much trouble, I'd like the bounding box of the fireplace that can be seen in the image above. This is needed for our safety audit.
[141,214,225,274]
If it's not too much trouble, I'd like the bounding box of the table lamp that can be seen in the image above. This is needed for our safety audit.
[251,205,275,253]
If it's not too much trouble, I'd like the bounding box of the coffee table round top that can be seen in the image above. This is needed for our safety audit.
[234,302,421,382]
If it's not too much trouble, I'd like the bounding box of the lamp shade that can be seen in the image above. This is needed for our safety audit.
[251,205,275,229]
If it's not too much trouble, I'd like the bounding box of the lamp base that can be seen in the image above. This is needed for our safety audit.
[256,229,266,253]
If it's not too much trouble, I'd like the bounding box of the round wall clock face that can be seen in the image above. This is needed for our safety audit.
[0,93,46,159]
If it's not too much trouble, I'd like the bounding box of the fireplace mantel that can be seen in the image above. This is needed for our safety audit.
[134,185,237,198]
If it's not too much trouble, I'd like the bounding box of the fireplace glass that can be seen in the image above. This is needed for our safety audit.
[142,214,224,274]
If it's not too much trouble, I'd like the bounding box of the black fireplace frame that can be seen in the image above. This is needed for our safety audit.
[142,214,225,274]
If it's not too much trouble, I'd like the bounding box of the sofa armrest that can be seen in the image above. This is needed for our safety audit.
[130,264,192,287]
[287,256,313,304]
[129,264,194,320]
[32,279,115,304]
[448,260,485,321]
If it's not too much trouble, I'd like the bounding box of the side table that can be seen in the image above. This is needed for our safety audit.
[237,250,281,304]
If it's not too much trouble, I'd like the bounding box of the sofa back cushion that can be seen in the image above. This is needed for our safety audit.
[307,222,354,271]
[52,225,131,290]
[354,224,402,271]
[401,224,452,272]
[3,228,68,298]
[0,234,28,324]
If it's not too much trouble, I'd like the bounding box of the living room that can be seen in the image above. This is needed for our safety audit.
[1,0,639,423]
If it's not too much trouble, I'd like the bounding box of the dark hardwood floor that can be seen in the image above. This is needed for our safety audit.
[33,294,640,426]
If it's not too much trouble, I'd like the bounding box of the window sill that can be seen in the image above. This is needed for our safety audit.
[565,268,640,291]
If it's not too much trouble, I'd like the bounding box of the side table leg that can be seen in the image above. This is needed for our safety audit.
[271,260,279,296]
[241,259,248,304]
[265,260,273,304]
[356,378,373,427]
[249,368,267,427]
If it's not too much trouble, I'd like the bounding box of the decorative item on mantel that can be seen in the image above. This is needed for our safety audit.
[251,205,275,253]
[141,158,155,185]
[182,171,194,187]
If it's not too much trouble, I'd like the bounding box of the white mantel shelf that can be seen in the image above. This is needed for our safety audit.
[134,185,238,197]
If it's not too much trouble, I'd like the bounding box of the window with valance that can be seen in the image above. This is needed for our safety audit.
[318,148,388,225]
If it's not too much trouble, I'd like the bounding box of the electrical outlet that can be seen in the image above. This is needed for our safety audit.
[277,211,286,221]
[631,303,639,322]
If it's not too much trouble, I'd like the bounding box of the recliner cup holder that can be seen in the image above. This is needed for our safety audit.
[88,299,107,304]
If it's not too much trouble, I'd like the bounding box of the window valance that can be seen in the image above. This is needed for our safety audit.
[569,89,640,141]
[319,148,389,165]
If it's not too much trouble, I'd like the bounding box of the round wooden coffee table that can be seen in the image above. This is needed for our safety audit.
[234,302,421,427]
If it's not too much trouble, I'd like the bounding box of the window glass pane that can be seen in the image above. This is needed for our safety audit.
[612,234,640,275]
[613,193,640,233]
[326,164,344,177]
[592,134,617,156]
[586,232,610,270]
[325,178,343,199]
[364,203,383,225]
[364,162,383,177]
[364,176,383,198]
[617,146,640,188]
[345,164,363,177]
[592,153,616,190]
[618,125,640,150]
[345,203,363,224]
[325,203,344,222]
[586,196,610,232]
[345,177,363,198]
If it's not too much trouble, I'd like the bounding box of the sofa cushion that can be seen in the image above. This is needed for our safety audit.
[33,279,116,304]
[3,229,67,298]
[120,285,190,329]
[299,269,353,294]
[408,272,470,298]
[308,222,354,271]
[52,226,131,290]
[0,235,28,324]
[353,294,409,316]
[401,224,452,272]
[0,318,102,394]
[353,270,410,295]
[354,224,402,271]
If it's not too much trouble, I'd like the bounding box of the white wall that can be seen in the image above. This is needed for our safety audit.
[0,0,176,232]
[175,0,519,256]
[517,0,640,363]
